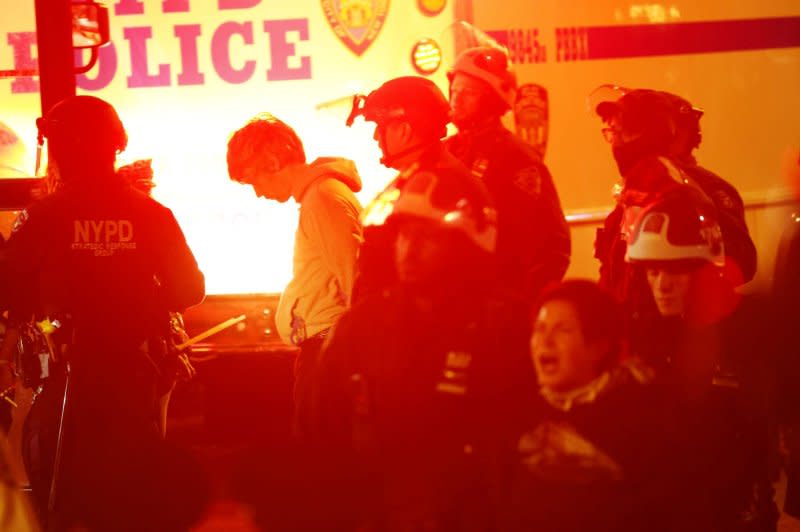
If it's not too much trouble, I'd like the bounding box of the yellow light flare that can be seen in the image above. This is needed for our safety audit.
[0,0,454,295]
[119,104,393,295]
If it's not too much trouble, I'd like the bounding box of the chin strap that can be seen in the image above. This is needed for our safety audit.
[380,137,442,168]
[380,142,426,167]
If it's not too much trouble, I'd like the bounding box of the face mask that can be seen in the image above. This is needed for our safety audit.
[612,135,661,176]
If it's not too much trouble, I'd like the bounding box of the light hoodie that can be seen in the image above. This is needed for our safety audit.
[275,157,363,345]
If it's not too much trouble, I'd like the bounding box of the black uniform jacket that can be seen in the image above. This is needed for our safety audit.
[4,174,205,346]
[314,285,534,459]
[446,124,571,301]
[352,143,482,304]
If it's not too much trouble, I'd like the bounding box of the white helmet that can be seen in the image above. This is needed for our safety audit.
[626,189,725,267]
[390,170,498,254]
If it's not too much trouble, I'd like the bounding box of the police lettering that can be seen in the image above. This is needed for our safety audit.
[74,219,134,243]
[73,219,136,256]
[4,14,311,93]
[114,0,262,15]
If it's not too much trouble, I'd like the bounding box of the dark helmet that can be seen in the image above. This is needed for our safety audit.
[594,88,677,149]
[389,170,498,253]
[625,187,724,267]
[37,95,127,156]
[447,46,517,112]
[346,76,451,139]
[591,85,703,151]
[653,90,704,155]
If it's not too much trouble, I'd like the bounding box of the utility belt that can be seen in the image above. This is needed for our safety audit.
[13,317,73,390]
[13,314,186,390]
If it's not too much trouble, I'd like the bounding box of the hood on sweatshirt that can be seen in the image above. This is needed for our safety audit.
[291,157,362,201]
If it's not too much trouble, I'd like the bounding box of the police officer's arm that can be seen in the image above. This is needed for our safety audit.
[152,207,205,312]
[510,163,571,298]
[690,168,757,283]
[715,205,757,283]
[304,190,363,306]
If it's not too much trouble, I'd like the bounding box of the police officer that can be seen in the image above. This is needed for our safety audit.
[664,90,757,284]
[593,87,757,293]
[4,95,206,530]
[346,75,475,303]
[625,189,778,531]
[313,166,533,530]
[446,46,571,301]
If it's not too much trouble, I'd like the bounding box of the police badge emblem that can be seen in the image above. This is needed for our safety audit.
[321,0,390,56]
[514,83,549,159]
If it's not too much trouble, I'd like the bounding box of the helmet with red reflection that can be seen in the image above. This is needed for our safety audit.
[594,87,676,149]
[590,85,703,157]
[625,187,725,267]
[346,76,451,140]
[448,46,517,111]
[389,169,497,254]
[654,90,704,156]
[37,95,127,157]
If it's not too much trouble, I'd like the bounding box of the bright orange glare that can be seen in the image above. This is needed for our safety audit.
[1,0,453,295]
[119,106,393,295]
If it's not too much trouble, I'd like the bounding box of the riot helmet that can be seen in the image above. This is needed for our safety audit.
[625,188,740,321]
[37,95,127,159]
[448,46,517,113]
[390,170,497,253]
[347,76,451,167]
[346,76,451,138]
[625,187,724,268]
[655,90,704,162]
[389,170,498,288]
[590,86,679,174]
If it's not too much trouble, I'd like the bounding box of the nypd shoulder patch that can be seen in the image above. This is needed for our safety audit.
[513,166,543,197]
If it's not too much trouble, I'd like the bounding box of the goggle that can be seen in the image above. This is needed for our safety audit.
[601,125,623,144]
[345,93,406,127]
[345,94,367,127]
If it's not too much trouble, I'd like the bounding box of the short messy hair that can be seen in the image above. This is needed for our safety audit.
[226,113,306,182]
